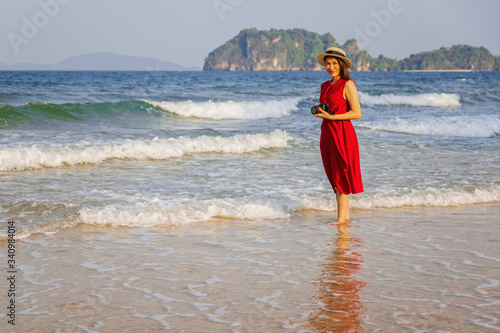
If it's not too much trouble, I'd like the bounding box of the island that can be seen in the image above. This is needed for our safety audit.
[203,28,499,71]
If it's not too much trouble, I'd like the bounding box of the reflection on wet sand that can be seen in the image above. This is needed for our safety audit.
[308,223,367,332]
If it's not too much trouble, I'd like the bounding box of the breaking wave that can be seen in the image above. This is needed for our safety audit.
[359,92,461,107]
[77,186,500,227]
[0,130,291,171]
[358,116,500,137]
[143,98,301,120]
[1,185,497,238]
[300,186,500,211]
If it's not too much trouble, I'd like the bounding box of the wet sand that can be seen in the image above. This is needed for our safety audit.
[1,204,499,332]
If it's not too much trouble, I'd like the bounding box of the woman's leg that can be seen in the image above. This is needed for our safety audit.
[335,188,350,223]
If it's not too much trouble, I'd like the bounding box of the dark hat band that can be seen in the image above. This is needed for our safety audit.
[325,50,346,57]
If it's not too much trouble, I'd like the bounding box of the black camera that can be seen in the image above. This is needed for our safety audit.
[311,103,331,115]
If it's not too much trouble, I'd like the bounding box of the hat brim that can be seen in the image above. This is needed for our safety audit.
[316,53,351,68]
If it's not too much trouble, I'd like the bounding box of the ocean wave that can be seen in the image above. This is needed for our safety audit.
[78,197,291,227]
[143,98,301,120]
[0,100,159,126]
[0,130,291,171]
[1,186,497,238]
[358,92,461,107]
[0,201,80,240]
[77,186,500,227]
[358,116,500,137]
[299,186,500,211]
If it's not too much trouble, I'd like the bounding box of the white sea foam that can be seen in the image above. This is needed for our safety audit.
[78,197,291,227]
[77,186,500,227]
[355,186,500,209]
[143,98,300,120]
[1,186,497,238]
[299,186,500,211]
[359,92,461,107]
[358,116,500,137]
[0,130,291,171]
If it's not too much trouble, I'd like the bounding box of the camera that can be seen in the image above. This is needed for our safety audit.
[311,103,331,115]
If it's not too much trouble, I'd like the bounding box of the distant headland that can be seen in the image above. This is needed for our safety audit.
[0,52,200,71]
[203,28,499,71]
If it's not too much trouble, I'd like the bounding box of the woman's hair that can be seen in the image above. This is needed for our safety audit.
[324,56,352,81]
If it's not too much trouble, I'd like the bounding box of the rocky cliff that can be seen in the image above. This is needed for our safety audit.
[204,28,498,71]
[203,28,336,71]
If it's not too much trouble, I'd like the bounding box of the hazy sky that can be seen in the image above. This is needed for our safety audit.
[1,0,499,68]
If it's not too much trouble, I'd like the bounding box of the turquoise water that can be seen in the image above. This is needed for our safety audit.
[0,71,498,237]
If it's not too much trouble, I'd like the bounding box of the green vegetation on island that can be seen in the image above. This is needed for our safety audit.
[399,45,498,71]
[203,28,335,71]
[203,28,498,71]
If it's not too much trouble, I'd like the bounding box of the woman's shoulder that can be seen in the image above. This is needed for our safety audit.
[321,80,331,87]
[343,79,356,89]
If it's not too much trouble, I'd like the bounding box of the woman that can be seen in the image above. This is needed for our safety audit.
[313,47,363,223]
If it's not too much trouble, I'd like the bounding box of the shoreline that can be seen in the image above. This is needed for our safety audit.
[1,203,498,332]
[401,69,474,72]
[1,69,497,73]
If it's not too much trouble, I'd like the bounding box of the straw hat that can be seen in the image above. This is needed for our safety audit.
[316,47,351,68]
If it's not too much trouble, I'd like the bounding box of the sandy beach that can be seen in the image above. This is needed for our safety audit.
[1,203,498,332]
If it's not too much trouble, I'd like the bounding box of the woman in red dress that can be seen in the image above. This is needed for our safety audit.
[313,47,363,223]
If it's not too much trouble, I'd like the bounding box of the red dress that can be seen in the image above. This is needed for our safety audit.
[320,79,363,194]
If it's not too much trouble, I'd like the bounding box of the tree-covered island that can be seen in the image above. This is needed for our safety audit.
[203,28,499,71]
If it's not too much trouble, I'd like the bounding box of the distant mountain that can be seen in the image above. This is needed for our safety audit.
[0,52,200,71]
[204,28,498,71]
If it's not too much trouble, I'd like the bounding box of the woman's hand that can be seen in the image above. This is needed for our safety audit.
[316,81,362,121]
[313,105,335,120]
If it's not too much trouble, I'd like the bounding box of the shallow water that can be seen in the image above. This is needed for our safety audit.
[2,204,498,332]
[1,70,499,331]
[0,71,499,238]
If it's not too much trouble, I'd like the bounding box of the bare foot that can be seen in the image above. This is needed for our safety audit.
[326,219,350,227]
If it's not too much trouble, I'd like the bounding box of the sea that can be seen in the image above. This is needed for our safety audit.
[0,70,499,238]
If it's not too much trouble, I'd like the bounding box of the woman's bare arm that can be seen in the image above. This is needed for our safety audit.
[313,80,362,120]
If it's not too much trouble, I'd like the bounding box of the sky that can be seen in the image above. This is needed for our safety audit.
[1,0,499,68]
